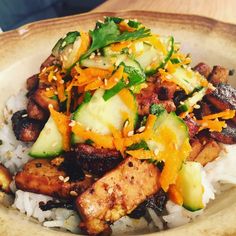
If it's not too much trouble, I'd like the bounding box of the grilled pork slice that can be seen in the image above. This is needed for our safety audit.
[193,62,212,78]
[27,99,49,121]
[157,81,177,100]
[206,83,236,111]
[15,159,93,198]
[26,74,39,92]
[210,122,236,144]
[76,157,160,235]
[74,144,123,176]
[184,116,199,138]
[188,138,203,161]
[32,88,59,111]
[0,165,12,193]
[208,65,229,85]
[11,110,43,142]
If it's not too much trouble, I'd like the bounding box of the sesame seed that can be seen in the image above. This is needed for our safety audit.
[59,80,64,84]
[174,144,178,149]
[104,79,108,86]
[86,127,90,131]
[21,114,28,118]
[42,67,47,72]
[107,188,113,194]
[69,120,76,127]
[124,19,129,24]
[124,120,129,128]
[137,126,145,133]
[48,104,53,109]
[52,142,57,147]
[166,75,172,80]
[59,176,64,181]
[154,148,159,156]
[114,78,119,82]
[89,53,95,59]
[61,41,66,48]
[64,176,70,183]
[152,57,158,62]
[68,48,73,53]
[52,76,57,81]
[194,104,200,109]
[54,91,58,95]
[180,101,185,105]
[125,80,129,85]
[98,19,103,23]
[127,130,134,137]
[70,191,78,197]
[128,48,132,54]
[97,52,101,56]
[46,87,50,91]
[63,55,68,61]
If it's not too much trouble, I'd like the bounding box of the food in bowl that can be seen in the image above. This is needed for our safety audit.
[0,16,236,235]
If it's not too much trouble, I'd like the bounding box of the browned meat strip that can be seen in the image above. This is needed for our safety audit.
[32,88,59,111]
[76,157,160,235]
[40,55,61,71]
[26,74,39,91]
[27,99,49,121]
[210,123,236,144]
[208,65,229,85]
[206,83,236,111]
[188,138,203,161]
[0,165,12,193]
[157,81,177,100]
[194,140,221,166]
[15,159,93,199]
[184,116,199,138]
[11,110,43,142]
[193,62,212,78]
[74,144,122,176]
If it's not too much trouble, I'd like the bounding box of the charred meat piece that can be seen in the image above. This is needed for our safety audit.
[184,116,199,138]
[193,62,212,78]
[39,199,74,211]
[0,164,12,193]
[188,138,203,161]
[27,99,49,121]
[129,189,167,219]
[206,83,236,111]
[32,88,59,111]
[76,157,160,235]
[157,81,177,100]
[173,90,188,107]
[40,55,61,71]
[11,110,43,142]
[194,140,221,166]
[15,159,94,199]
[74,144,123,177]
[158,100,176,113]
[208,65,229,85]
[210,122,236,144]
[26,74,39,92]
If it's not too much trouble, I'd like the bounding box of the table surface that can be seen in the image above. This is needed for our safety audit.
[93,0,236,24]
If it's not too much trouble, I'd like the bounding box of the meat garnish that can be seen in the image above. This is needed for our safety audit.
[194,140,221,166]
[40,55,61,71]
[11,110,43,142]
[208,65,229,85]
[184,116,199,138]
[128,189,168,219]
[193,62,212,78]
[76,157,160,235]
[188,138,202,161]
[136,82,176,116]
[27,99,49,121]
[0,164,12,193]
[26,74,39,92]
[74,144,123,177]
[39,200,74,211]
[15,159,94,199]
[157,81,177,100]
[206,83,236,111]
[31,88,59,111]
[210,122,236,144]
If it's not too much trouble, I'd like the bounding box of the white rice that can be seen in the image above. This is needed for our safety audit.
[2,91,236,234]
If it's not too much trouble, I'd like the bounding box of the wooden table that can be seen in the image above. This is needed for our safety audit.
[93,0,236,24]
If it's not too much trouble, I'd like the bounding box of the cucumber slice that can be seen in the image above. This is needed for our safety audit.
[29,117,63,158]
[80,56,114,69]
[73,88,137,143]
[147,111,189,151]
[171,67,207,95]
[135,36,174,75]
[177,87,207,113]
[176,161,204,211]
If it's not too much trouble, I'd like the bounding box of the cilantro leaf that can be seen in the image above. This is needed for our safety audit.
[150,104,166,117]
[127,140,149,151]
[80,21,151,60]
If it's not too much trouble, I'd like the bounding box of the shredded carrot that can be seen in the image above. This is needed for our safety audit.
[168,184,184,205]
[111,41,131,52]
[142,36,167,54]
[76,32,90,61]
[72,123,114,149]
[45,88,56,98]
[196,119,226,132]
[118,22,135,32]
[202,109,235,120]
[126,149,160,160]
[49,107,71,151]
[55,72,66,102]
[109,125,125,157]
[103,66,124,89]
[122,112,135,137]
[84,79,103,91]
[118,88,137,112]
